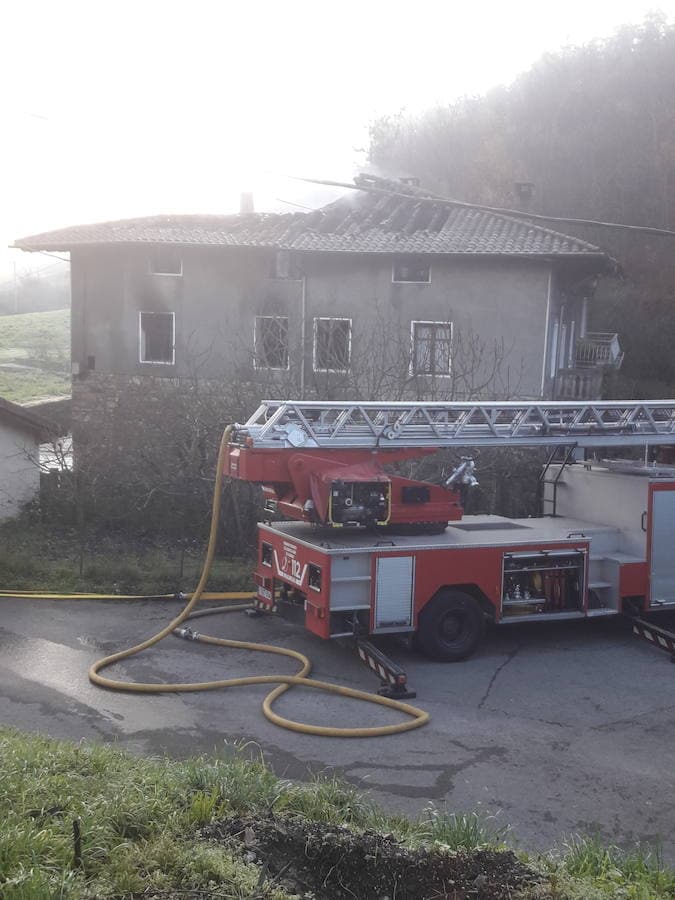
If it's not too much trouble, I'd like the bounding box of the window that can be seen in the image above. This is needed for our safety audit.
[313,317,351,372]
[254,316,289,369]
[269,250,301,280]
[150,248,182,276]
[410,321,452,376]
[393,258,431,283]
[549,320,559,379]
[308,564,322,592]
[139,311,175,364]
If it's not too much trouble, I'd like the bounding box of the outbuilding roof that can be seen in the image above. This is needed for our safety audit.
[14,175,608,261]
[0,397,53,440]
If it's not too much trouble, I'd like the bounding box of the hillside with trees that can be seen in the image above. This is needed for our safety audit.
[369,13,675,397]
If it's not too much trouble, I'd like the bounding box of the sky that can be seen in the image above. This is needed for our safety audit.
[3,0,675,277]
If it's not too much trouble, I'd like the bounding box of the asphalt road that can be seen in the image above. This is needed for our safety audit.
[1,596,674,861]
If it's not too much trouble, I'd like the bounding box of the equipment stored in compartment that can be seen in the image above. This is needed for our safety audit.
[502,550,585,617]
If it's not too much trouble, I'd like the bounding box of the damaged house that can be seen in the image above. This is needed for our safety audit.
[14,175,621,484]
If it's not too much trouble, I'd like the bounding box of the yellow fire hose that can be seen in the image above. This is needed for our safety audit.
[0,591,254,601]
[14,425,427,737]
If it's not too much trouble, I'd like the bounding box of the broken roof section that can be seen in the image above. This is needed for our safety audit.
[14,174,611,264]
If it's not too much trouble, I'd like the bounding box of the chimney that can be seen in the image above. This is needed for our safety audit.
[514,182,535,212]
[239,192,254,214]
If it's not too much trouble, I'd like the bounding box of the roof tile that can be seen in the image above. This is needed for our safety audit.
[15,176,606,259]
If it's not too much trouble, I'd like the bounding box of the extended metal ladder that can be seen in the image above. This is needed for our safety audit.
[235,399,675,450]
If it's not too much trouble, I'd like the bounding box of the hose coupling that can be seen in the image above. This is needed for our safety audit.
[175,626,200,641]
[174,591,187,602]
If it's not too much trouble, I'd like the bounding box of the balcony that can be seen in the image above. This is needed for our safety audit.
[555,333,623,400]
[555,368,604,400]
[574,333,624,369]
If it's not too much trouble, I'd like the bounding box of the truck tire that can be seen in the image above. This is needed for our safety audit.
[416,590,485,661]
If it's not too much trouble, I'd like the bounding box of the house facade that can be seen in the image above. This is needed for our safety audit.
[15,176,620,448]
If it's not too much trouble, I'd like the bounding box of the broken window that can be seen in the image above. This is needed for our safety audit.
[254,316,289,369]
[393,258,431,283]
[411,321,452,375]
[313,317,351,372]
[139,311,175,364]
[150,248,182,276]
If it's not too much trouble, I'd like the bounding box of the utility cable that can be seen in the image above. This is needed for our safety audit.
[291,174,675,239]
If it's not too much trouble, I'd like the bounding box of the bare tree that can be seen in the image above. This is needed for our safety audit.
[27,304,527,540]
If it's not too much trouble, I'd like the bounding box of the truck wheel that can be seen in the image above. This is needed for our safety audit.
[416,590,485,661]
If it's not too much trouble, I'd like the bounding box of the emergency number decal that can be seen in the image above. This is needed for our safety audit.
[258,585,273,601]
[274,541,308,588]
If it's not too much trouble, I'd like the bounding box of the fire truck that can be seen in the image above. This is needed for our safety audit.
[225,400,675,688]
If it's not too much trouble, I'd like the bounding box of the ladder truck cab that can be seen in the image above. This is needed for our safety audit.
[226,400,675,662]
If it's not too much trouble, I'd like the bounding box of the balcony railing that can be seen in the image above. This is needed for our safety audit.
[555,368,604,400]
[575,332,624,369]
[555,333,623,400]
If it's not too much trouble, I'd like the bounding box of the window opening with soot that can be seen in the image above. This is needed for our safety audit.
[393,258,431,283]
[150,248,182,276]
[139,311,175,364]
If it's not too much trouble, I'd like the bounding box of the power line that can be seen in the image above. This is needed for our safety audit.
[291,175,675,239]
[37,251,70,264]
[275,198,318,211]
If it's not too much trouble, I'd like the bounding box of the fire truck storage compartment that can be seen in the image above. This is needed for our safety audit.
[502,549,586,618]
[374,555,415,632]
[649,485,675,604]
[329,553,372,637]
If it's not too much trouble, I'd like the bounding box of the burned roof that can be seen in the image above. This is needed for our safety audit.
[14,175,608,261]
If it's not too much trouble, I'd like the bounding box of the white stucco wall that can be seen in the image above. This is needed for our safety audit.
[0,422,40,519]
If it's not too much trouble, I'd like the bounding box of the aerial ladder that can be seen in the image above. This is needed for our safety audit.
[225,400,675,691]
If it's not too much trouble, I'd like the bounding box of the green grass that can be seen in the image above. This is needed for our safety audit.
[0,368,70,403]
[550,833,674,898]
[0,728,672,899]
[0,519,254,595]
[0,729,290,899]
[0,308,70,363]
[0,308,70,402]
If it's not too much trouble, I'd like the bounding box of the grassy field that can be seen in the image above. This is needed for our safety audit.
[0,308,70,402]
[0,728,672,899]
[0,518,253,595]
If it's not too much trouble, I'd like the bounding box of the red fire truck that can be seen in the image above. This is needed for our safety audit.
[225,400,675,685]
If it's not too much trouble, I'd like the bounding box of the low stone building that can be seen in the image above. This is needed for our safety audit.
[0,397,51,520]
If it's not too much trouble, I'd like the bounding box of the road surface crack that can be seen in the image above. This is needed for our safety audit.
[478,646,520,709]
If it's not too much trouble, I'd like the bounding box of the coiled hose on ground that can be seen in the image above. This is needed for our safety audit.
[72,426,429,737]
